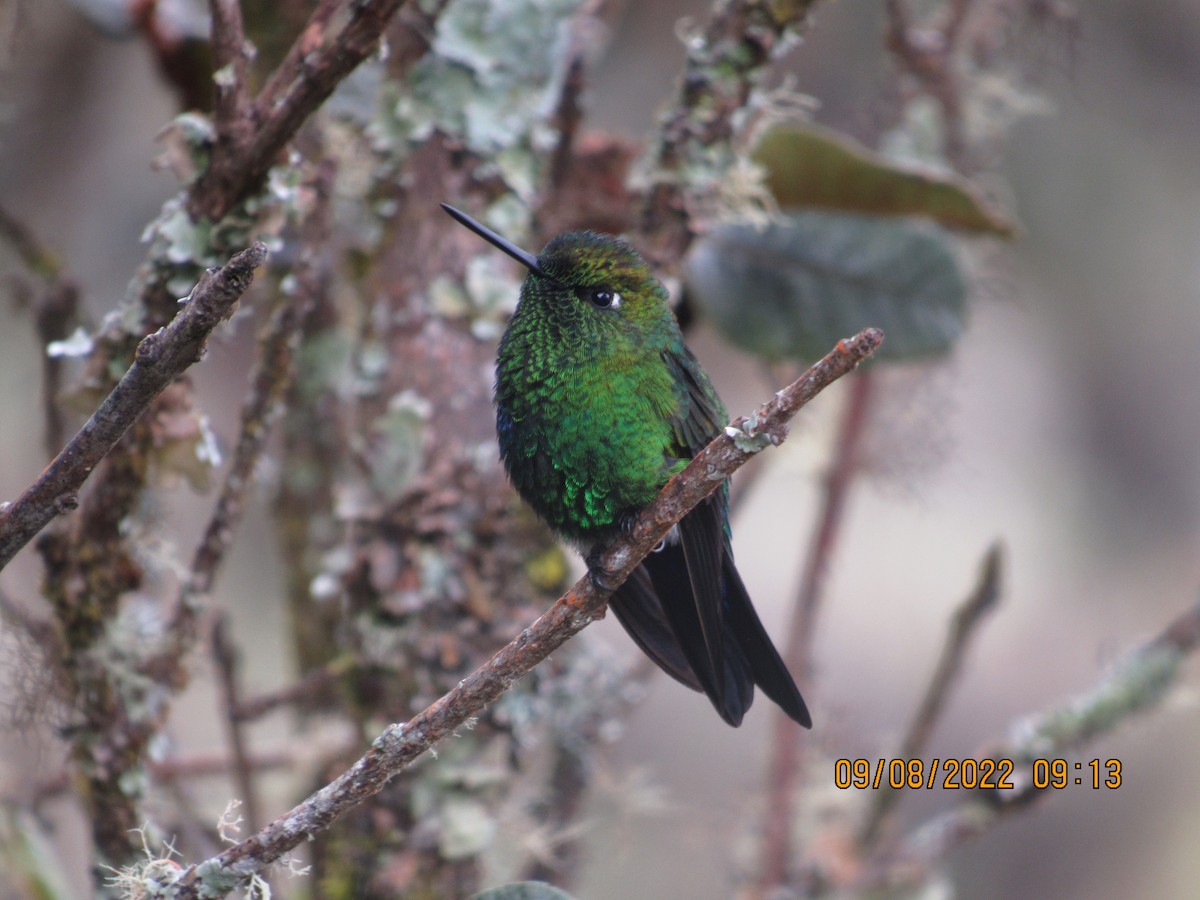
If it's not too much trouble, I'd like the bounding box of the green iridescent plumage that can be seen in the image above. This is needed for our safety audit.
[495,231,720,541]
[443,204,811,729]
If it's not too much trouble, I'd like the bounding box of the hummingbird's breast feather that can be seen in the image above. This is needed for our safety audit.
[495,341,681,543]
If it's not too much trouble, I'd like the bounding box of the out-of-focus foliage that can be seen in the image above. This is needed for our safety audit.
[686,211,967,362]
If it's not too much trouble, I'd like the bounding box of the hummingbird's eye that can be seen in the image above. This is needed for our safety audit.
[586,288,621,310]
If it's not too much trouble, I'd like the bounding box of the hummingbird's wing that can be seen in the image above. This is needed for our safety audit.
[660,348,740,716]
[620,346,812,728]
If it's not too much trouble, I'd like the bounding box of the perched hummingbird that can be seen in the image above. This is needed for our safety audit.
[443,204,811,729]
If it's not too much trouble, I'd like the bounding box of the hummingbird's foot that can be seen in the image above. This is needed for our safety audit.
[585,548,620,593]
[615,511,639,536]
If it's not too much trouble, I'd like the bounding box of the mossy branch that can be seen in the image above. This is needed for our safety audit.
[640,0,820,264]
[166,327,884,897]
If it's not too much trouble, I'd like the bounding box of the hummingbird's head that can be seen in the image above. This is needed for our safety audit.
[442,204,670,337]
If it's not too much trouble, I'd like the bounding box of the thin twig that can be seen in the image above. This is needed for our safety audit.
[882,0,973,171]
[208,0,252,138]
[858,542,1004,846]
[0,244,268,573]
[0,202,62,280]
[756,369,875,892]
[177,207,324,617]
[168,328,884,897]
[212,615,262,830]
[791,371,876,682]
[0,204,79,455]
[150,752,297,782]
[233,655,357,722]
[34,280,80,460]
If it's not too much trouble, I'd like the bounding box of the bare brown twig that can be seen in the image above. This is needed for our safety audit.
[0,203,81,457]
[233,655,356,722]
[208,0,252,137]
[757,369,876,892]
[0,244,268,573]
[212,615,262,831]
[167,328,883,897]
[858,543,1004,846]
[883,0,972,170]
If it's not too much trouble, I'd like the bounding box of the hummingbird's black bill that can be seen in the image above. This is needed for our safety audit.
[441,203,548,278]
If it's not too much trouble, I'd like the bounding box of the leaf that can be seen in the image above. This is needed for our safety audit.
[685,212,968,363]
[754,124,1016,237]
[469,882,577,900]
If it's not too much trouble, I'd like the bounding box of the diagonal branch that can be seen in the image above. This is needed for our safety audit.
[853,592,1200,892]
[0,244,268,573]
[858,542,1004,846]
[168,327,884,897]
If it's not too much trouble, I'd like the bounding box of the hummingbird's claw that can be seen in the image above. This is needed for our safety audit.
[585,548,620,593]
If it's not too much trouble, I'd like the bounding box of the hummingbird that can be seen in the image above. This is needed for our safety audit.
[442,204,811,729]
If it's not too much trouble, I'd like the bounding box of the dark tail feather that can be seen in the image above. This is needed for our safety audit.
[609,568,703,693]
[606,514,811,729]
[637,539,750,726]
[640,539,745,723]
[721,557,812,728]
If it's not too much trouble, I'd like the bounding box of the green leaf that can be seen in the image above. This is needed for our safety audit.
[754,124,1016,237]
[470,882,576,900]
[685,212,968,363]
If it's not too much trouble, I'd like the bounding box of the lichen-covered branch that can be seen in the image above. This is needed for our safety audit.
[166,328,883,897]
[639,0,820,264]
[0,243,268,573]
[187,0,447,221]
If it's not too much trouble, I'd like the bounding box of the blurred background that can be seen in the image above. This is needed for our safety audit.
[1,1,1199,898]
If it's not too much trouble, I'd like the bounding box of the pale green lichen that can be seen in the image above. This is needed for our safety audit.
[724,414,773,453]
[368,0,584,199]
[367,389,432,504]
[410,735,510,861]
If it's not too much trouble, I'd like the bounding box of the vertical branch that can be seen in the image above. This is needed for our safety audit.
[883,0,976,171]
[789,372,877,681]
[638,0,820,265]
[212,615,261,830]
[756,369,875,891]
[208,0,252,138]
[34,281,80,459]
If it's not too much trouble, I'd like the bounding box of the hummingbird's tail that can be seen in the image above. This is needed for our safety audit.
[607,501,811,728]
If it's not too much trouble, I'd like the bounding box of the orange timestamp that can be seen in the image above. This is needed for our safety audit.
[834,757,1124,791]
